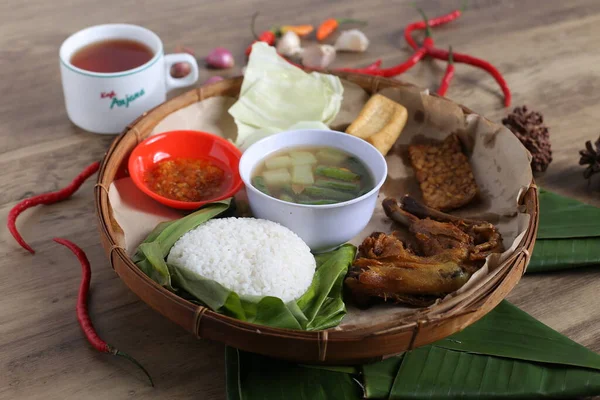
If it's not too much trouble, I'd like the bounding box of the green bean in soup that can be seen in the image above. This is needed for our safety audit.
[251,146,374,205]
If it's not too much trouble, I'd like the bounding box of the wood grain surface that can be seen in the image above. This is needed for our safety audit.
[1,0,600,399]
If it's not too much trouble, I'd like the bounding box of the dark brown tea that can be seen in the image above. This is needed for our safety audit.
[70,39,154,73]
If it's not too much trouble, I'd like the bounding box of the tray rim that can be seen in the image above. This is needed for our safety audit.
[94,73,539,364]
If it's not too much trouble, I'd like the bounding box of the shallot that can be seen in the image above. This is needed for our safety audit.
[171,63,191,78]
[171,45,195,78]
[334,29,370,52]
[206,47,235,69]
[301,45,336,69]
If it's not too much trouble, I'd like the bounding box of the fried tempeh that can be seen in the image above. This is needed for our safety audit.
[408,133,478,211]
[346,94,407,156]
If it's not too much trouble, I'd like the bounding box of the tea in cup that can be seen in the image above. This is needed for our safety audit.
[59,24,199,134]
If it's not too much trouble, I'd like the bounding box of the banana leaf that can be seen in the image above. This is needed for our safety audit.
[226,347,362,400]
[226,301,600,399]
[526,188,600,273]
[433,301,600,369]
[537,188,600,239]
[528,237,600,272]
[169,244,356,330]
[133,199,232,288]
[133,199,356,330]
[371,301,600,399]
[362,356,404,399]
[389,346,600,399]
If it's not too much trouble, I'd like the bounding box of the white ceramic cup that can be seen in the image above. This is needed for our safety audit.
[59,24,199,134]
[239,129,388,253]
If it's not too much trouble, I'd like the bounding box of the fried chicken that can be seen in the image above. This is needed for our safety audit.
[344,196,503,308]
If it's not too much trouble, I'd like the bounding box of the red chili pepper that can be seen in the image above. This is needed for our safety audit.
[336,39,431,77]
[437,46,455,96]
[425,46,511,107]
[404,8,464,50]
[365,59,383,71]
[402,6,511,107]
[53,238,154,387]
[245,30,276,56]
[338,13,433,77]
[245,12,278,56]
[7,161,100,254]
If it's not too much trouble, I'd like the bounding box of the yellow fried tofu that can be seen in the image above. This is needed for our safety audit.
[346,94,408,156]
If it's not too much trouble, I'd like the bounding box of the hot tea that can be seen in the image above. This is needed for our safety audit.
[70,39,153,73]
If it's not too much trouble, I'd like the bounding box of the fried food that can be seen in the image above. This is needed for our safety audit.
[408,133,478,211]
[396,195,503,263]
[346,94,407,156]
[344,196,503,308]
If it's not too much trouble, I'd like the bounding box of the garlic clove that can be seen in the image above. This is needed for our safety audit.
[334,29,370,52]
[301,45,336,69]
[276,31,302,57]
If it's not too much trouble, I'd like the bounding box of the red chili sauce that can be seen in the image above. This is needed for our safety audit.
[144,157,228,202]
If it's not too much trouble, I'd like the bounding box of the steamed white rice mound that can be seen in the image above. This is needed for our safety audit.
[167,218,316,302]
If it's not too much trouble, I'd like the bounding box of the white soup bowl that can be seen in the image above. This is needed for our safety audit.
[239,129,388,252]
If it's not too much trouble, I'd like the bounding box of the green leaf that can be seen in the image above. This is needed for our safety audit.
[383,301,600,399]
[135,242,173,288]
[361,356,404,399]
[225,347,362,400]
[299,365,359,374]
[135,206,356,330]
[298,244,357,330]
[525,188,600,273]
[228,301,600,399]
[528,237,600,273]
[435,301,600,370]
[389,345,600,399]
[132,199,231,266]
[537,188,600,239]
[169,244,354,330]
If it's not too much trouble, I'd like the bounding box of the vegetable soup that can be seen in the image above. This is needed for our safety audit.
[251,146,374,205]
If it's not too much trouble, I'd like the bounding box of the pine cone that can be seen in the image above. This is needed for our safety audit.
[502,106,552,173]
[579,136,600,181]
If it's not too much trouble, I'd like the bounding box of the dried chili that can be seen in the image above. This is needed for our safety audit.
[437,46,455,96]
[53,238,154,387]
[7,161,100,254]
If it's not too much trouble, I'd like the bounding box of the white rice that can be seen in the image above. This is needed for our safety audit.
[167,217,316,302]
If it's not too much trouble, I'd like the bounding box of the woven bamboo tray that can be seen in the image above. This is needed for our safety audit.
[94,73,539,365]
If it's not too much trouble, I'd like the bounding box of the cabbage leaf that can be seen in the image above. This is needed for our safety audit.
[229,42,343,150]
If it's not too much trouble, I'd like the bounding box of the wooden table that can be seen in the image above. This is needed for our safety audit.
[2,0,600,398]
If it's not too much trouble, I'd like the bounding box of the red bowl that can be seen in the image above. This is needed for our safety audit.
[128,130,242,210]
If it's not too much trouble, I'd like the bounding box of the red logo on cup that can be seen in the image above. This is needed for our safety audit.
[100,91,116,99]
